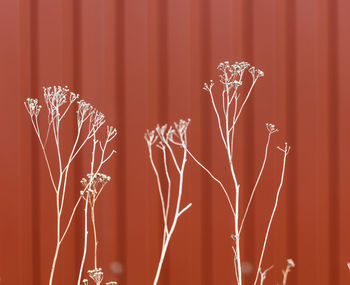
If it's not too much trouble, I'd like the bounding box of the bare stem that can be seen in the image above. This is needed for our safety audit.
[239,133,272,234]
[253,146,289,285]
[77,194,89,285]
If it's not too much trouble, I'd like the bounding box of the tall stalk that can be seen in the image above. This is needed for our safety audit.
[189,61,290,284]
[24,87,116,285]
[145,120,192,285]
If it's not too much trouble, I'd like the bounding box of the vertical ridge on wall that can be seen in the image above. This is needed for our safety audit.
[72,0,83,277]
[114,0,127,283]
[338,0,350,284]
[327,0,340,283]
[200,0,214,285]
[284,0,298,283]
[199,0,212,283]
[28,0,41,283]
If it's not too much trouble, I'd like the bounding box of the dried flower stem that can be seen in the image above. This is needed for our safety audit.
[145,120,192,285]
[194,61,288,285]
[253,144,290,285]
[77,130,116,285]
[281,259,295,285]
[24,87,116,285]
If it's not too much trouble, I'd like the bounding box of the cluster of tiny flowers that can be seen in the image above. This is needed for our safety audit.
[80,173,111,194]
[107,126,117,138]
[77,100,94,124]
[43,86,78,116]
[25,98,42,117]
[144,129,158,146]
[203,80,214,91]
[266,123,278,134]
[249,66,264,80]
[88,268,104,285]
[203,61,264,91]
[105,282,118,285]
[90,111,105,132]
[149,119,191,147]
[217,61,251,88]
[173,119,191,139]
[287,259,295,268]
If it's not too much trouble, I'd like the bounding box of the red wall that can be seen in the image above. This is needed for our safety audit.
[0,0,349,284]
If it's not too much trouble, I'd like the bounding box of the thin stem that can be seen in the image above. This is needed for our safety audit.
[147,144,168,234]
[253,147,289,285]
[186,149,235,216]
[208,88,227,148]
[234,78,257,123]
[77,195,89,285]
[239,133,271,234]
[91,201,98,269]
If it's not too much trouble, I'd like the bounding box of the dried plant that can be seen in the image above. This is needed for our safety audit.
[24,86,116,285]
[281,259,295,285]
[78,127,117,285]
[145,119,192,285]
[187,61,291,284]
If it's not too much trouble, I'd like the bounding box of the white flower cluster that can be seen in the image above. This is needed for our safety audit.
[249,66,264,81]
[203,60,264,91]
[145,119,191,148]
[87,268,104,284]
[77,100,94,123]
[43,86,79,116]
[107,126,117,138]
[24,98,42,117]
[80,173,111,194]
[90,110,105,132]
[265,123,279,134]
[287,259,295,268]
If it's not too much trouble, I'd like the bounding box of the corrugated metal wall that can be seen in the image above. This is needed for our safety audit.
[1,0,349,284]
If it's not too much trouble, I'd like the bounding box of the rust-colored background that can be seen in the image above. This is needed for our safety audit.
[0,0,349,284]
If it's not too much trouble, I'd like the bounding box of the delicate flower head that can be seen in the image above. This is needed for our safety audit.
[155,124,168,139]
[81,173,111,194]
[90,110,105,132]
[144,129,158,146]
[266,123,278,134]
[106,282,118,285]
[24,98,42,117]
[203,80,214,91]
[43,86,71,116]
[287,259,295,268]
[82,279,88,285]
[88,268,104,284]
[215,61,254,88]
[249,66,264,80]
[174,119,191,138]
[77,100,94,123]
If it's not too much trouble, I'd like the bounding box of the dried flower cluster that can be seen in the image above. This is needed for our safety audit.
[24,86,117,285]
[192,61,292,285]
[88,268,104,285]
[145,119,192,285]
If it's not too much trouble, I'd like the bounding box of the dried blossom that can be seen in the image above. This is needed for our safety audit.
[287,259,295,268]
[24,98,42,117]
[266,123,278,134]
[144,129,158,146]
[77,100,94,124]
[88,268,104,285]
[81,173,111,194]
